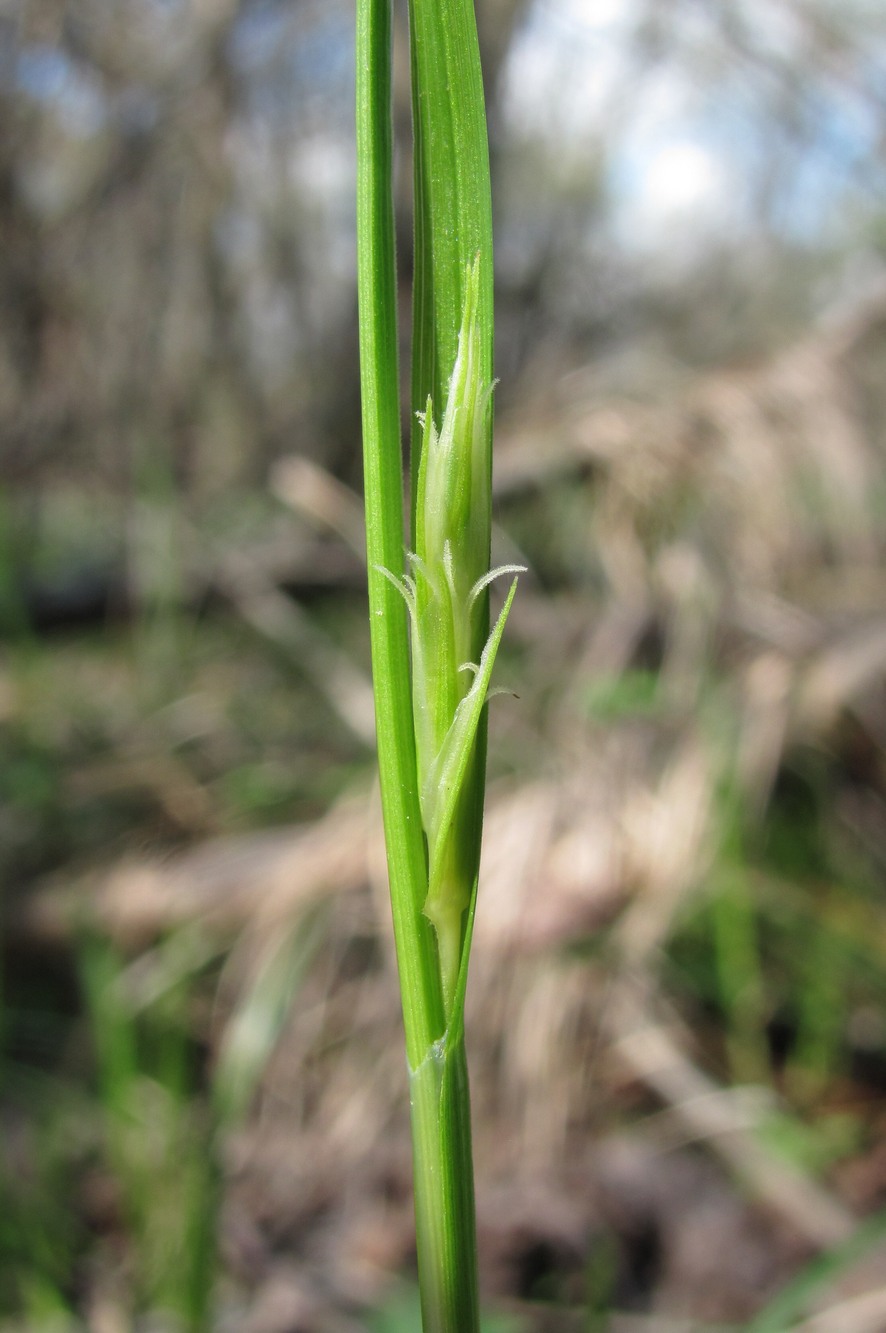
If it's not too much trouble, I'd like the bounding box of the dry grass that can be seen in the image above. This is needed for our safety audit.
[7,285,886,1328]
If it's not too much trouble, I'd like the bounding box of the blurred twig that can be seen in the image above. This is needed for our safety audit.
[270,454,367,562]
[793,1287,886,1333]
[9,788,371,951]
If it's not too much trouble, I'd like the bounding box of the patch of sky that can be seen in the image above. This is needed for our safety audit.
[728,0,808,65]
[288,134,354,212]
[811,83,885,187]
[502,0,638,143]
[227,2,352,128]
[227,1,292,76]
[533,0,639,40]
[505,0,885,255]
[13,44,107,138]
[609,131,743,257]
[691,71,886,243]
[767,90,886,242]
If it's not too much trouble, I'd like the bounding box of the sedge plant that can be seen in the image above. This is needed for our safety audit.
[356,0,521,1328]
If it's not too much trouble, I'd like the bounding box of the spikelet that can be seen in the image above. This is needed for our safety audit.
[379,256,524,1009]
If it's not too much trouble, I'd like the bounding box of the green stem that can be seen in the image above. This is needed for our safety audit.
[357,0,491,1327]
[406,8,491,1322]
[410,1030,479,1333]
[356,0,443,1073]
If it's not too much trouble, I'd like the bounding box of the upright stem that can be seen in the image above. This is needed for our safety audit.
[356,0,443,1073]
[410,1031,479,1332]
[357,0,492,1327]
[406,5,492,1324]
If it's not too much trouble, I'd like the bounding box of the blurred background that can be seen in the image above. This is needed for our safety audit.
[2,0,886,1328]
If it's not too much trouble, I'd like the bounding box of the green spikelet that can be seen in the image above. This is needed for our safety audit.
[379,258,523,1012]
